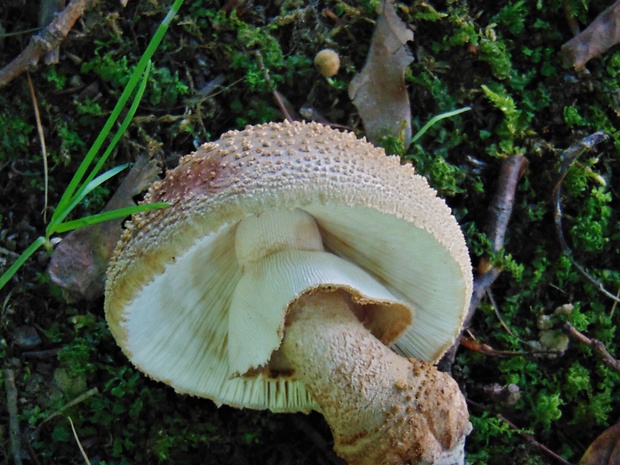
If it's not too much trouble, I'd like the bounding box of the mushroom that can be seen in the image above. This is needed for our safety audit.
[314,48,341,78]
[105,121,473,465]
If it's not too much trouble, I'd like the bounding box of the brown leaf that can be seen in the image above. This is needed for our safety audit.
[579,422,620,465]
[561,0,620,71]
[348,0,413,147]
[48,153,161,301]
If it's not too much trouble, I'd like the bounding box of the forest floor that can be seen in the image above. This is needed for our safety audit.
[1,1,620,464]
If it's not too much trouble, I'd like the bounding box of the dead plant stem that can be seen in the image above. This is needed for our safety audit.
[467,399,573,465]
[0,0,92,88]
[439,155,528,371]
[27,72,49,222]
[563,322,620,374]
[31,387,99,440]
[552,131,620,304]
[4,369,23,465]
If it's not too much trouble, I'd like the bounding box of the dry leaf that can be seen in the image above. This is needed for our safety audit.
[349,0,413,147]
[561,0,620,71]
[48,153,161,300]
[579,422,620,465]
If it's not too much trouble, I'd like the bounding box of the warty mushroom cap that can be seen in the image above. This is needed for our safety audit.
[104,120,472,413]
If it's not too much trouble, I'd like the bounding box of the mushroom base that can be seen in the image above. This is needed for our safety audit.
[281,290,471,465]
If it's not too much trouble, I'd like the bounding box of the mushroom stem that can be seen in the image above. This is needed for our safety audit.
[281,290,471,465]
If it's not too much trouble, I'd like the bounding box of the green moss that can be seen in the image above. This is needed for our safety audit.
[43,67,68,91]
[532,390,564,430]
[0,112,34,161]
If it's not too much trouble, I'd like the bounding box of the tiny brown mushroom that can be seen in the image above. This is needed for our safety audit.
[105,121,473,465]
[314,49,341,77]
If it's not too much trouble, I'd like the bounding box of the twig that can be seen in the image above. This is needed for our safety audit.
[498,413,573,465]
[68,417,93,465]
[254,50,299,122]
[497,412,573,465]
[562,0,581,36]
[27,73,49,222]
[439,155,528,371]
[552,131,620,304]
[21,348,62,360]
[467,399,573,465]
[4,369,24,465]
[471,154,528,321]
[460,335,562,358]
[273,90,300,122]
[487,289,517,338]
[0,0,92,89]
[563,322,620,374]
[30,387,99,440]
[0,246,21,258]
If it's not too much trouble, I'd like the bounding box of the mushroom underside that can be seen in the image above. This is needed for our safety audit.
[109,206,470,414]
[240,209,471,465]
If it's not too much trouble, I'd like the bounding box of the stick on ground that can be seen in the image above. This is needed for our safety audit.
[4,369,23,465]
[439,155,528,371]
[563,322,620,374]
[552,131,620,304]
[0,0,92,89]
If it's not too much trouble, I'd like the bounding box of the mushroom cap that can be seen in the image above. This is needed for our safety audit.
[105,121,472,413]
[314,49,341,77]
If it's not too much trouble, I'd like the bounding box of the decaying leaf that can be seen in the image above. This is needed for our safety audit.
[579,421,620,465]
[561,0,620,71]
[48,153,161,300]
[348,0,413,147]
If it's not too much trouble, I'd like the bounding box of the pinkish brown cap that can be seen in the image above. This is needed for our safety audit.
[105,121,472,413]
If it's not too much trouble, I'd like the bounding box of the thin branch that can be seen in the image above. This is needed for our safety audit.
[496,412,573,465]
[68,417,93,465]
[254,50,299,122]
[563,322,620,374]
[0,0,92,89]
[552,131,620,304]
[27,73,49,222]
[562,0,581,36]
[467,399,573,465]
[460,336,562,358]
[471,154,528,322]
[30,387,99,440]
[4,369,23,465]
[439,155,528,371]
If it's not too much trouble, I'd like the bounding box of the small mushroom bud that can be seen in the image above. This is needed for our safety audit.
[314,49,340,77]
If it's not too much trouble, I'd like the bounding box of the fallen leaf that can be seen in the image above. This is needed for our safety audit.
[579,422,620,465]
[348,0,413,147]
[48,152,161,301]
[561,0,620,71]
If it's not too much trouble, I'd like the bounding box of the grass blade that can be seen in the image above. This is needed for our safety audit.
[53,203,169,234]
[47,164,129,234]
[0,237,47,290]
[410,106,471,144]
[49,61,151,233]
[51,0,184,225]
[77,61,152,203]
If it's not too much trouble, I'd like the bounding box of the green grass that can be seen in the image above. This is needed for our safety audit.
[0,0,186,291]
